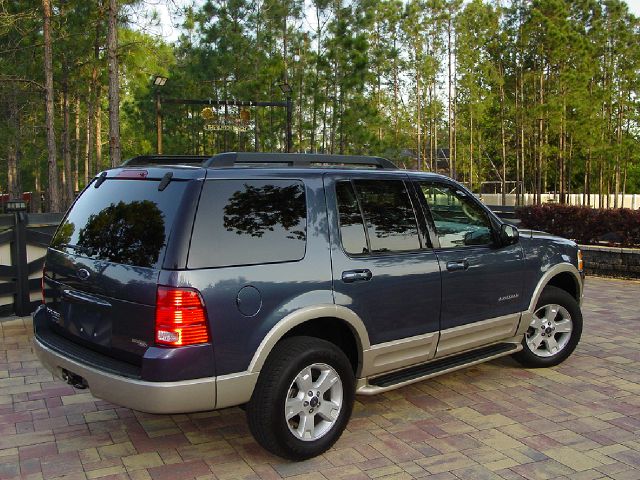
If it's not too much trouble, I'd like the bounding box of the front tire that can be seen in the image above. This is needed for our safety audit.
[246,336,355,460]
[513,286,583,368]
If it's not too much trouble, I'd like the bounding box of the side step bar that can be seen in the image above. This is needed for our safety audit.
[357,342,521,395]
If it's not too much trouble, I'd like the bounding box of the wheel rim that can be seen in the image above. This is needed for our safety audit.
[284,363,343,442]
[526,303,573,358]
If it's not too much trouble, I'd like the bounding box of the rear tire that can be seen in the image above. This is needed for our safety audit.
[513,286,582,368]
[246,336,355,460]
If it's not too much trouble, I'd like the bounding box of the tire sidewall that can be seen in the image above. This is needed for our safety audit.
[521,286,583,367]
[258,338,355,459]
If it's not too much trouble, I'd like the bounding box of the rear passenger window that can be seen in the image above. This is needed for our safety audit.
[188,180,307,268]
[336,179,421,254]
[336,182,368,254]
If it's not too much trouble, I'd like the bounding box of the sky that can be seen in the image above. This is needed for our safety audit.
[627,0,640,15]
[146,0,640,44]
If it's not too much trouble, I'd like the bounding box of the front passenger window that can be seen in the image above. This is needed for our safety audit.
[418,182,493,248]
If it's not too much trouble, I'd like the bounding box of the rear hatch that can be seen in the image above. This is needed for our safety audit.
[42,167,203,365]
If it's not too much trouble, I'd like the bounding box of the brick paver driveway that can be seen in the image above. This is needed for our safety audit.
[1,276,639,480]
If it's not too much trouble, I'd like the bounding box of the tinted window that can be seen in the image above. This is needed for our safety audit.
[51,179,187,268]
[418,182,493,248]
[353,180,420,253]
[336,181,368,255]
[188,180,307,268]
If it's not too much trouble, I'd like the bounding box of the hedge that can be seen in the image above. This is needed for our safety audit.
[515,205,640,248]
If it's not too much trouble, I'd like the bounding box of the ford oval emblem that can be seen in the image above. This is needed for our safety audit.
[77,268,90,281]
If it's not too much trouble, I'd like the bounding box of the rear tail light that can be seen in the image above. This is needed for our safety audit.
[155,286,210,347]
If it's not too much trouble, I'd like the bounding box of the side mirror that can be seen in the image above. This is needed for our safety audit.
[500,224,519,246]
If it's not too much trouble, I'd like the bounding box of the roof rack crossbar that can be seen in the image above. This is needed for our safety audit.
[203,152,397,169]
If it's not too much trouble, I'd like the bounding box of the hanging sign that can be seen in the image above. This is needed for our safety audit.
[201,107,251,133]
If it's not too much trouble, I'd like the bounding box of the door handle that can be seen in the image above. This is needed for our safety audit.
[341,269,373,283]
[446,260,469,272]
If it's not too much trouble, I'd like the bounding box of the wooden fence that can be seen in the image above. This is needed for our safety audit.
[0,213,63,316]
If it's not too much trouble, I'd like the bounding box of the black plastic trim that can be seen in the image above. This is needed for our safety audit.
[35,327,141,379]
[369,343,517,388]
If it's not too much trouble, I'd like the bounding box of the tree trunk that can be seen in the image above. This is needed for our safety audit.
[95,86,103,172]
[62,71,73,207]
[393,37,399,145]
[520,68,525,205]
[559,90,565,204]
[433,82,438,173]
[499,63,507,206]
[584,146,591,207]
[310,6,322,152]
[469,109,474,191]
[567,135,573,201]
[43,0,61,212]
[74,96,80,192]
[7,85,22,200]
[515,73,520,206]
[536,69,544,205]
[107,0,121,166]
[447,14,454,178]
[89,10,101,177]
[416,60,422,170]
[85,88,94,186]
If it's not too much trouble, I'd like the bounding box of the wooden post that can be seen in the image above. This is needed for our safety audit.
[11,212,30,316]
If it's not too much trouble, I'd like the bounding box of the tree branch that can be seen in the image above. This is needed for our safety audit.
[0,76,44,90]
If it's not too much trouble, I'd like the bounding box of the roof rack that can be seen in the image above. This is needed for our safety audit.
[122,152,398,170]
[204,152,398,169]
[122,155,211,166]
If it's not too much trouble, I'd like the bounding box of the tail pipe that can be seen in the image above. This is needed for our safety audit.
[61,369,88,389]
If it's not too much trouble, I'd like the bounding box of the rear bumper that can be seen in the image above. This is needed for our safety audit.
[34,336,217,414]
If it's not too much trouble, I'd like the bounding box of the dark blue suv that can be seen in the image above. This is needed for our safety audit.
[33,153,584,459]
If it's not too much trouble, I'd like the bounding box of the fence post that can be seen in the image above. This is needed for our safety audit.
[11,212,31,316]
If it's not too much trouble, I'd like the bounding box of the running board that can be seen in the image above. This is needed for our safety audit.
[357,342,521,395]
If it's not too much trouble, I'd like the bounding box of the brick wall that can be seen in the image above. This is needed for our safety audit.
[581,245,640,279]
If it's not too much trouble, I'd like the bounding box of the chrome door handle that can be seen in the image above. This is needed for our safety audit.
[341,269,373,283]
[446,260,469,272]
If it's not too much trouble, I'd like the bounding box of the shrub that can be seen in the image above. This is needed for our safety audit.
[516,204,640,248]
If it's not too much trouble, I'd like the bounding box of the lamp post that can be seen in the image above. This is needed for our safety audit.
[154,76,167,154]
[278,82,293,153]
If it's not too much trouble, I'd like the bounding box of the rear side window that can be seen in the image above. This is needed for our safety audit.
[50,179,187,268]
[188,179,307,268]
[335,182,368,255]
[336,179,421,254]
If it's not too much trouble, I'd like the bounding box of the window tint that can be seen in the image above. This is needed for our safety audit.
[188,180,307,268]
[353,180,420,253]
[51,179,187,268]
[336,181,368,255]
[418,182,493,248]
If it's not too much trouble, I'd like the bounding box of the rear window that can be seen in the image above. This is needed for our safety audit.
[51,179,187,268]
[188,179,307,269]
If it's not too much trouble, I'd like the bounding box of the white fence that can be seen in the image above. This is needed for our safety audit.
[479,193,640,209]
